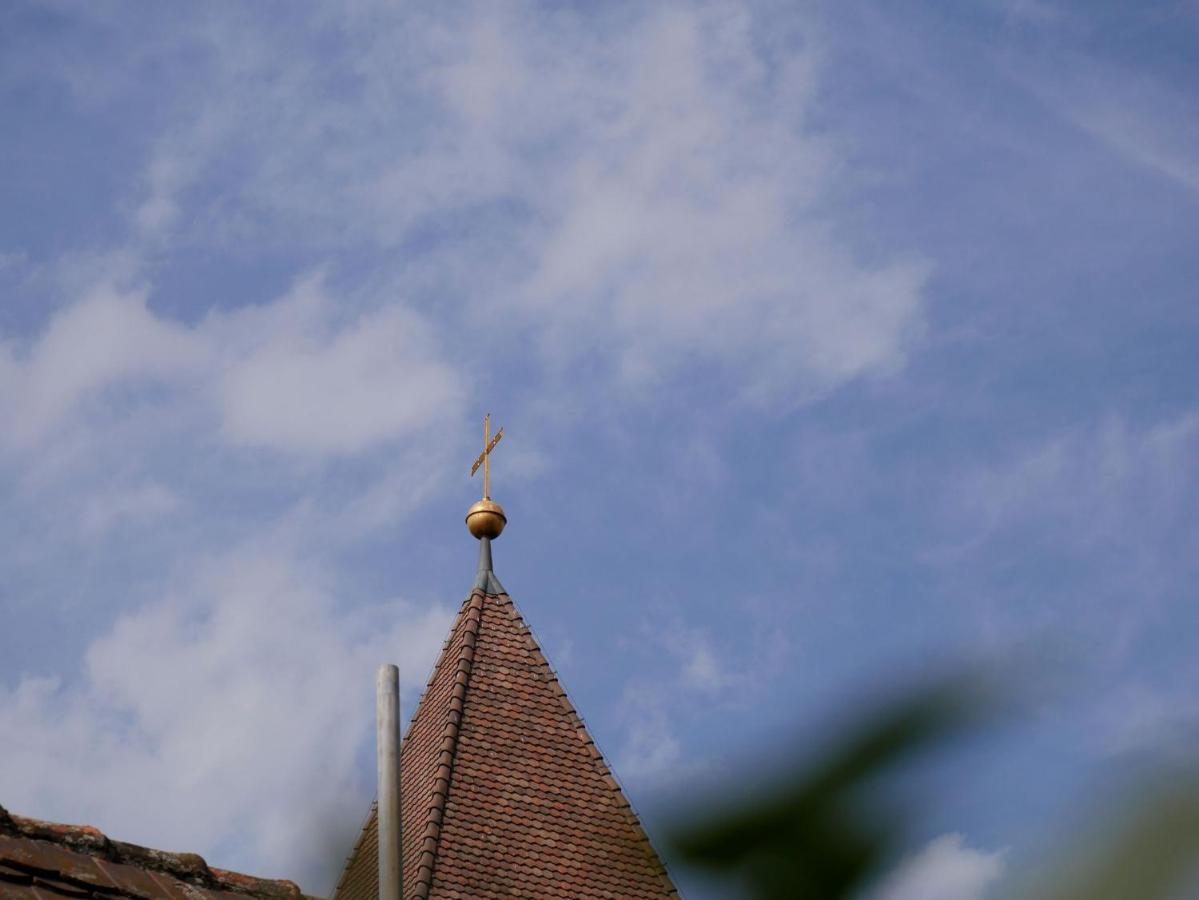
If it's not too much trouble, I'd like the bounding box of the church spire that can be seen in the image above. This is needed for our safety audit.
[331,417,678,899]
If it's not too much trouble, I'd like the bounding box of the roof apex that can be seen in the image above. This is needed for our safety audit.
[333,570,677,899]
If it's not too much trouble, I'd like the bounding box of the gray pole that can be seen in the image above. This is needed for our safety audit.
[376,664,402,900]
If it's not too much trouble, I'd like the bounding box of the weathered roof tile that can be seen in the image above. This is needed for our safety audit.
[0,807,304,900]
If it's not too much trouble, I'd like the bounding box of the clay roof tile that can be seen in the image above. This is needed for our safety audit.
[332,538,677,899]
[0,808,305,900]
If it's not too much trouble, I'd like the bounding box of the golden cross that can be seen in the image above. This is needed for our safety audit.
[470,413,504,499]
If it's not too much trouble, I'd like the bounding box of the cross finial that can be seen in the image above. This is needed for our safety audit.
[470,413,504,500]
[466,414,507,541]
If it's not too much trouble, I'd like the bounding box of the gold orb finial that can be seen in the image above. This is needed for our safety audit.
[466,497,507,540]
[467,413,507,540]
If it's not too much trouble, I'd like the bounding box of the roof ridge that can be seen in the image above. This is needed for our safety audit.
[409,589,485,900]
[496,595,680,897]
[0,804,305,900]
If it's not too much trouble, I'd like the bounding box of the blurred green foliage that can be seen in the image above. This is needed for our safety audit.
[668,676,1199,900]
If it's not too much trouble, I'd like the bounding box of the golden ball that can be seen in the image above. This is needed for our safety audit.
[466,498,507,540]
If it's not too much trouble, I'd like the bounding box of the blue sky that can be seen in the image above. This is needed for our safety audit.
[1,2,1197,897]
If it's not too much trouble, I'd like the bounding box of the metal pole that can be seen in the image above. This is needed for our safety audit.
[376,664,402,900]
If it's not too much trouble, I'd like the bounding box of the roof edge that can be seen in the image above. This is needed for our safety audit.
[0,804,306,900]
[409,590,485,900]
[500,595,681,896]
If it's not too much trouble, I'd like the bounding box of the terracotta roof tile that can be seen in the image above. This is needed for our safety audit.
[333,577,678,899]
[0,807,306,900]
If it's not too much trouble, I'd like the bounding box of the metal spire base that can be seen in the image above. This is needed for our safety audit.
[472,537,506,595]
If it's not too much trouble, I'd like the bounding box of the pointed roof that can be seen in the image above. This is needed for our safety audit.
[333,539,677,899]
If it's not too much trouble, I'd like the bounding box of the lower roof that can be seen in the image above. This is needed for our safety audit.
[0,804,307,900]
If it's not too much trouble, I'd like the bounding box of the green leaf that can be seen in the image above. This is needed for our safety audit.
[668,675,995,899]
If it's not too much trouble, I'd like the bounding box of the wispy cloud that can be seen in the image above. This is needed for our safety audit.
[40,3,929,407]
[78,481,180,537]
[614,617,790,784]
[950,412,1198,567]
[1098,683,1199,762]
[932,411,1199,758]
[1011,49,1199,193]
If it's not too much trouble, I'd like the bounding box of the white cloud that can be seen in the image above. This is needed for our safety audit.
[681,637,725,693]
[497,6,931,400]
[0,271,462,461]
[214,275,463,456]
[79,3,929,406]
[0,283,203,449]
[869,833,1005,900]
[0,275,467,896]
[0,543,454,893]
